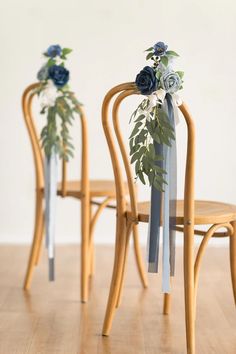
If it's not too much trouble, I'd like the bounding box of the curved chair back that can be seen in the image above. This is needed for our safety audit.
[22,83,89,197]
[101,82,195,230]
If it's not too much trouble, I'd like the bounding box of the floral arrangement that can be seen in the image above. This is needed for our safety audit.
[36,45,82,161]
[129,41,184,191]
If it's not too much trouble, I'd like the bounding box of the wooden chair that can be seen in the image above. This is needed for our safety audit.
[22,83,148,303]
[101,82,236,354]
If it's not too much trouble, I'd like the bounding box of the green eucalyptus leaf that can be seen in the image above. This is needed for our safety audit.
[142,155,150,170]
[166,50,179,57]
[153,133,161,144]
[138,145,147,158]
[154,178,164,192]
[134,135,140,145]
[148,170,155,185]
[131,152,140,164]
[134,114,145,122]
[129,122,142,138]
[129,137,134,151]
[176,71,184,79]
[130,143,140,155]
[66,149,74,158]
[135,160,140,174]
[47,58,56,67]
[145,47,154,52]
[148,143,155,159]
[160,56,168,67]
[155,71,161,80]
[62,48,73,55]
[137,170,146,185]
[154,155,164,161]
[154,165,167,174]
[146,52,154,60]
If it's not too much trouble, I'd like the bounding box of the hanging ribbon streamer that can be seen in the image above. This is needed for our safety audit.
[44,149,58,281]
[147,93,177,293]
[147,142,163,273]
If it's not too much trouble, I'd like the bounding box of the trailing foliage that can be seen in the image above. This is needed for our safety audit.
[130,41,183,191]
[129,98,175,191]
[36,45,82,161]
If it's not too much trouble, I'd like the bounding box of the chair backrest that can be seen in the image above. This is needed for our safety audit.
[102,82,195,228]
[22,83,89,197]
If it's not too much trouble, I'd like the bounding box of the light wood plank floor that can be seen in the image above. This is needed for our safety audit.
[0,245,235,354]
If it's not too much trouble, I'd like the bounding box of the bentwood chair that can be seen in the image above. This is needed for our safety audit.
[22,83,148,303]
[101,82,236,354]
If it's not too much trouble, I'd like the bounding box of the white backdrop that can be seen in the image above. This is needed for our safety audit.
[0,0,236,245]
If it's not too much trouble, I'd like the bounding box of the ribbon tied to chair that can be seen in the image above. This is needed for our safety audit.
[44,149,58,281]
[147,91,181,293]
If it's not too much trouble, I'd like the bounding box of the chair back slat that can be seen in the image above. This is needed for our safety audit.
[79,105,89,195]
[102,82,195,225]
[178,103,195,227]
[112,89,139,220]
[102,83,136,216]
[22,83,44,189]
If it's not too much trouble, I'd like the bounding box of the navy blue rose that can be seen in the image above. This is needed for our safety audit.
[47,45,62,58]
[48,65,69,87]
[153,41,168,57]
[135,66,158,95]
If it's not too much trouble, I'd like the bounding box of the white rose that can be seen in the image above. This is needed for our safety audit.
[40,80,62,108]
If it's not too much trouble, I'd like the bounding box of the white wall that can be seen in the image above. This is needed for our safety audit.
[0,0,236,245]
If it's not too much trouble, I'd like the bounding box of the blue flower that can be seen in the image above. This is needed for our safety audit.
[160,71,181,94]
[135,66,158,95]
[153,42,168,57]
[37,65,49,81]
[48,65,69,88]
[47,45,62,58]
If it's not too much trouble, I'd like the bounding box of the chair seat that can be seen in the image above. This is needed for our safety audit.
[55,179,126,199]
[127,200,236,225]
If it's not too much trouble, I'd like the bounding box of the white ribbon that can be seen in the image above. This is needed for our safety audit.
[148,89,182,125]
[44,149,58,281]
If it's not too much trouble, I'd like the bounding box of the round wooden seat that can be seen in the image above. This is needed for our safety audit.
[55,179,128,199]
[127,200,236,225]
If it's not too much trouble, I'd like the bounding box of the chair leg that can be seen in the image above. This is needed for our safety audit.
[34,212,45,266]
[163,277,173,314]
[184,228,195,354]
[23,190,44,290]
[89,202,95,277]
[230,221,236,305]
[163,293,171,315]
[81,196,90,303]
[88,197,112,277]
[132,223,148,288]
[89,238,95,277]
[116,222,133,308]
[102,216,127,336]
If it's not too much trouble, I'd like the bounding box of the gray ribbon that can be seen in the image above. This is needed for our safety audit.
[44,149,57,281]
[147,143,163,273]
[147,94,177,293]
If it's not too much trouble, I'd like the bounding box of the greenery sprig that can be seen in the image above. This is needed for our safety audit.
[129,99,175,191]
[36,45,82,161]
[129,41,184,191]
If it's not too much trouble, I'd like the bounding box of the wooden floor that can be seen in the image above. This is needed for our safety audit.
[0,245,236,354]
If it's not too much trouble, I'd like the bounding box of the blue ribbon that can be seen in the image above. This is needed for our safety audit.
[147,94,177,292]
